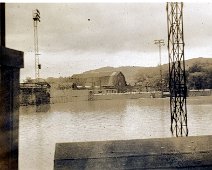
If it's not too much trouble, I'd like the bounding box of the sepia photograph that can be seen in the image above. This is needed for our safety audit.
[0,1,212,170]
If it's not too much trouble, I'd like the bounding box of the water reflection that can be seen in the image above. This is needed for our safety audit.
[50,100,127,113]
[36,104,51,112]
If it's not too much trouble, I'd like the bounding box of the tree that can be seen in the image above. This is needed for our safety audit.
[205,67,212,89]
[188,63,203,73]
[187,62,211,90]
[188,72,205,90]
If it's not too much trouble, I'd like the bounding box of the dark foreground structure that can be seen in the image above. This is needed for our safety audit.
[54,135,212,170]
[0,3,24,169]
[167,2,188,137]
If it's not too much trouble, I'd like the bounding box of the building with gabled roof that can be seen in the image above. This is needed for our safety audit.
[71,71,127,93]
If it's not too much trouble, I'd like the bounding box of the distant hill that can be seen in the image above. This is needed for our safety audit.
[83,66,148,85]
[83,57,212,85]
[184,57,212,69]
[44,57,212,90]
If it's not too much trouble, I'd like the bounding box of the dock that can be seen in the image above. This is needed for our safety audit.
[54,135,212,170]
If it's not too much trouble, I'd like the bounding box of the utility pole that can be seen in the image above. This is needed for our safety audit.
[167,2,188,137]
[33,9,41,82]
[154,39,165,97]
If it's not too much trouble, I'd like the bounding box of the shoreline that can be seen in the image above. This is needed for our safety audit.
[50,89,212,104]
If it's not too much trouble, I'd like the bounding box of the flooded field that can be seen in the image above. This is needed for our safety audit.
[19,96,212,170]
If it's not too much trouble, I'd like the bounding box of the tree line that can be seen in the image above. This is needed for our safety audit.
[135,62,212,91]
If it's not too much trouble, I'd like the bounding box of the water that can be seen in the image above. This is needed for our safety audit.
[19,96,212,170]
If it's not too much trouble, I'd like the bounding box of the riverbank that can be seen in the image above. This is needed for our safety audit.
[50,89,163,103]
[50,89,212,104]
[54,135,212,170]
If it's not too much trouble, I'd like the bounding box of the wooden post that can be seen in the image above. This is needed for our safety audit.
[0,3,5,46]
[0,3,24,169]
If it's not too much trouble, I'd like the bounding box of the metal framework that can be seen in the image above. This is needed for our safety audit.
[166,2,188,137]
[33,9,41,82]
[154,39,165,96]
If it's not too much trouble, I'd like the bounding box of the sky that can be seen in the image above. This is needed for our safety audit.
[5,3,212,81]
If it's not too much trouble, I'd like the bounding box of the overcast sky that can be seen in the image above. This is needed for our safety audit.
[6,3,212,80]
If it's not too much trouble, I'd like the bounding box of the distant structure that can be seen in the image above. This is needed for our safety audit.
[154,39,165,97]
[71,71,127,93]
[20,81,51,106]
[19,9,50,106]
[167,2,188,137]
[33,9,41,82]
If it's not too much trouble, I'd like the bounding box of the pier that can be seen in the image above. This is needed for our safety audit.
[54,135,212,170]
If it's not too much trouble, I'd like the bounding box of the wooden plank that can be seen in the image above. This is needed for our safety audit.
[54,136,212,170]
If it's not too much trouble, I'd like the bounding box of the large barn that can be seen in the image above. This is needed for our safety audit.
[71,71,127,93]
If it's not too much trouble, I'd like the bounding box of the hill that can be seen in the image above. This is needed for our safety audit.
[83,57,212,85]
[43,57,212,90]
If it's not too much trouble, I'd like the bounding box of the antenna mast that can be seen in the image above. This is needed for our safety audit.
[33,9,41,82]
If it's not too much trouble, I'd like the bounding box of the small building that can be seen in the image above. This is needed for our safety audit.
[20,82,51,105]
[71,71,127,93]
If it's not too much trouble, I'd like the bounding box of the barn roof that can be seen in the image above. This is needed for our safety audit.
[71,71,122,79]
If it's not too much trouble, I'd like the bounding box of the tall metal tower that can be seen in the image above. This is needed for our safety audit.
[33,9,41,82]
[166,2,188,137]
[154,39,165,97]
